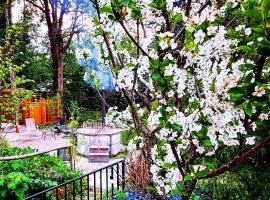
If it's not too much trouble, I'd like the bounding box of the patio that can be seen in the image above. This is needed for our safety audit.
[3,126,123,174]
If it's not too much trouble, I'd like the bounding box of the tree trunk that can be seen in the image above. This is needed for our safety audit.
[57,52,64,99]
[5,0,12,27]
[0,0,7,38]
[51,43,64,113]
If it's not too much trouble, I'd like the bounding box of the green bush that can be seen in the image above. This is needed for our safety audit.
[80,110,101,122]
[0,142,82,200]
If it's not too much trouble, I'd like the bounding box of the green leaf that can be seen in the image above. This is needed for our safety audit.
[184,175,193,182]
[151,100,159,110]
[244,102,253,117]
[152,72,161,80]
[227,87,246,98]
[122,0,130,6]
[238,45,253,52]
[244,8,263,22]
[149,59,159,69]
[261,0,270,20]
[196,170,208,178]
[226,29,240,39]
[157,85,165,92]
[207,162,215,170]
[172,123,182,132]
[244,72,253,83]
[189,165,195,174]
[108,14,115,20]
[99,5,113,14]
[11,160,20,170]
[159,107,167,118]
[251,27,265,33]
[148,2,158,9]
[163,163,172,169]
[203,139,213,147]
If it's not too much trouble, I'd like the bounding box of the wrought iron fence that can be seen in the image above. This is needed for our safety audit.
[24,159,125,200]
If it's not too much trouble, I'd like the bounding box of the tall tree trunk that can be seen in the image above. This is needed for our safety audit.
[51,43,64,116]
[5,0,12,27]
[57,52,64,102]
[0,0,7,39]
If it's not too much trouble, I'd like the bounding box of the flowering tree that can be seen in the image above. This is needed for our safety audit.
[89,0,270,198]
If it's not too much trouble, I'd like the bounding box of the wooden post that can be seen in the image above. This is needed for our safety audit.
[68,146,73,170]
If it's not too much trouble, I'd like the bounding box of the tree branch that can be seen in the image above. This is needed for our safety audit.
[117,19,151,59]
[204,135,270,178]
[135,90,151,111]
[170,141,186,177]
[93,0,117,69]
[26,0,45,13]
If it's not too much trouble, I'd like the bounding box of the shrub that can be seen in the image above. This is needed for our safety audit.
[126,152,151,194]
[0,143,82,199]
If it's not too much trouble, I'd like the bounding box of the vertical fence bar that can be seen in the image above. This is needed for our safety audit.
[117,163,119,190]
[56,187,59,200]
[87,175,90,200]
[94,172,96,200]
[122,160,125,190]
[100,169,103,200]
[72,181,75,200]
[65,184,67,200]
[106,167,109,199]
[80,178,83,200]
[111,165,114,198]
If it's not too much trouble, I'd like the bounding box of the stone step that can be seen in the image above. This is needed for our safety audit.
[89,145,110,153]
[88,152,110,163]
[89,145,109,150]
[89,152,109,156]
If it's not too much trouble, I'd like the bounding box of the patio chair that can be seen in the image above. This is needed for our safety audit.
[41,128,56,140]
[25,118,39,135]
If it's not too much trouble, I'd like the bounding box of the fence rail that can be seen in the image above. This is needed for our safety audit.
[24,159,125,200]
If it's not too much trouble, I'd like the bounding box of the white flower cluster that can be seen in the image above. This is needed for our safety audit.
[127,136,144,151]
[116,67,134,90]
[235,24,252,36]
[158,32,177,50]
[137,55,154,91]
[75,48,92,61]
[105,106,133,129]
[151,145,182,195]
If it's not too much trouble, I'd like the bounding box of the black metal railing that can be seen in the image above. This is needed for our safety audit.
[24,159,125,200]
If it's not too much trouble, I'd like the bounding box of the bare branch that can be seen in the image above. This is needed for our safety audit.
[117,19,151,59]
[26,0,46,12]
[170,141,186,177]
[204,135,270,178]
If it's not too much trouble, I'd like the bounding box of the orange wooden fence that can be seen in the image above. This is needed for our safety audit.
[22,99,59,125]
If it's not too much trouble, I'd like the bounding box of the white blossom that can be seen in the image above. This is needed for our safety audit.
[246,136,256,145]
[252,86,265,97]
